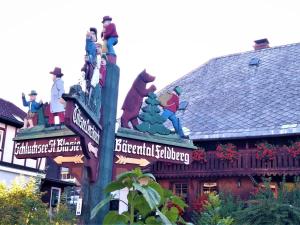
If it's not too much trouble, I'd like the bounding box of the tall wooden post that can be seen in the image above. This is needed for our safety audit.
[82,63,120,224]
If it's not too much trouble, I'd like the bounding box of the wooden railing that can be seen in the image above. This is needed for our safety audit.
[151,149,300,178]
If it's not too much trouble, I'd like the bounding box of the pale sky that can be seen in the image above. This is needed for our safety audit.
[0,0,299,117]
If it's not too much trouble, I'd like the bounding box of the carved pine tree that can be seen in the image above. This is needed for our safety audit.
[136,92,171,135]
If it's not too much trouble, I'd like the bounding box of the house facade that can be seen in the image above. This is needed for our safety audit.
[151,40,300,211]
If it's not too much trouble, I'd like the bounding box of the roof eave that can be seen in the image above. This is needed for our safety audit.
[0,117,23,128]
[191,127,300,141]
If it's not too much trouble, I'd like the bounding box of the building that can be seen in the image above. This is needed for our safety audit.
[151,40,300,210]
[0,98,46,184]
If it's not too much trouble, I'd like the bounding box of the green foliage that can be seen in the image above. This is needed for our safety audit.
[192,193,235,225]
[235,177,300,225]
[192,177,300,225]
[91,168,192,225]
[218,192,244,218]
[136,92,171,135]
[0,176,76,225]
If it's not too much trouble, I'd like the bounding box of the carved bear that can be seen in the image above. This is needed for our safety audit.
[121,69,156,129]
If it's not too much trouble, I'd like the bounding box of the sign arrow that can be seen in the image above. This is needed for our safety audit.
[115,155,150,167]
[54,155,84,164]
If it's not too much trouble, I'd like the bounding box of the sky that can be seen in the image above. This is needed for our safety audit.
[0,0,299,117]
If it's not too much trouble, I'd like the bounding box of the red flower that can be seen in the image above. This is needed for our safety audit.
[192,148,207,162]
[287,142,300,158]
[256,143,276,161]
[216,143,238,162]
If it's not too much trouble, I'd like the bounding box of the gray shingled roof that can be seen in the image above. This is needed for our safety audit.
[160,43,300,140]
[0,98,26,127]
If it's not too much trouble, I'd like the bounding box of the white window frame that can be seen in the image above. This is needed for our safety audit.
[50,187,61,210]
[0,129,4,150]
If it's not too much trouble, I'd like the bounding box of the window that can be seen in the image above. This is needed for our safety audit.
[202,182,218,194]
[60,167,75,180]
[0,129,5,160]
[249,57,260,66]
[50,187,61,208]
[173,183,188,202]
[0,129,5,150]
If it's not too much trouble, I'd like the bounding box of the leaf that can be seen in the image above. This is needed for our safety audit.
[132,222,145,225]
[105,180,126,194]
[133,167,143,177]
[134,194,152,217]
[145,216,163,225]
[103,211,129,225]
[147,187,161,206]
[102,211,118,224]
[148,181,164,203]
[163,189,173,198]
[139,173,156,181]
[133,183,160,210]
[90,195,113,219]
[170,195,188,210]
[156,209,174,225]
[165,207,179,223]
[116,169,139,183]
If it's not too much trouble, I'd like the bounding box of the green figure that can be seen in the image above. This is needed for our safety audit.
[136,92,171,135]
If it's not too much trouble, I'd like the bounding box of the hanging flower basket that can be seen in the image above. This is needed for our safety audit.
[287,141,300,158]
[215,143,238,162]
[255,142,276,161]
[192,148,207,163]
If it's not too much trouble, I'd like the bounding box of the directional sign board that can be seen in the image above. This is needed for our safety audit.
[113,128,196,174]
[15,136,82,159]
[64,95,102,182]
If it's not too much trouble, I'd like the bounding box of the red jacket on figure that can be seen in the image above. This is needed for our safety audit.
[101,23,118,40]
[164,94,179,113]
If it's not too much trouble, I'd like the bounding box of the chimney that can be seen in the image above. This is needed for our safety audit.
[253,38,270,50]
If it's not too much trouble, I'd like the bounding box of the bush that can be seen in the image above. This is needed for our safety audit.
[192,193,235,225]
[235,177,300,225]
[0,176,76,225]
[0,177,50,225]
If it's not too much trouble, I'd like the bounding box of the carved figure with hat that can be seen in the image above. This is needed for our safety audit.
[101,16,118,56]
[159,86,187,138]
[49,67,65,126]
[21,90,43,129]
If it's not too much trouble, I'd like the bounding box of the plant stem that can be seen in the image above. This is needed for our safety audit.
[130,192,136,225]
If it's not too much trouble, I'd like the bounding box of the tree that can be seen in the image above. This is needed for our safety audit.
[91,168,193,225]
[136,92,171,135]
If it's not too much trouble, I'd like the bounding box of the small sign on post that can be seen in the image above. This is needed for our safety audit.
[76,198,83,216]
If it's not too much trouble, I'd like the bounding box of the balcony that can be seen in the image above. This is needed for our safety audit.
[151,148,300,178]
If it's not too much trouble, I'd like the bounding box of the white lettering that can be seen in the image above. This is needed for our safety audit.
[72,104,100,145]
[113,139,191,165]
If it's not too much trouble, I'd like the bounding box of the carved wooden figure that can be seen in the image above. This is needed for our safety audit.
[21,90,43,129]
[121,70,156,129]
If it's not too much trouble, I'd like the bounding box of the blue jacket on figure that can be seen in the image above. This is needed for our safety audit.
[85,34,97,66]
[22,95,42,113]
